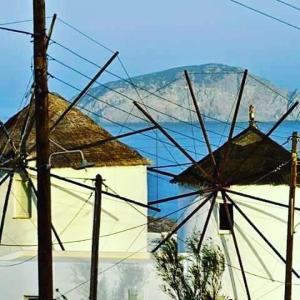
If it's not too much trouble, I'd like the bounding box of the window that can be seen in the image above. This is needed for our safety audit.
[13,174,32,219]
[219,203,233,231]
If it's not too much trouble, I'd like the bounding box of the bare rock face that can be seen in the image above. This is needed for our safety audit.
[81,64,298,123]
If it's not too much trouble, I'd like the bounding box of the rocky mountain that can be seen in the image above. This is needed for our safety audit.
[81,64,299,123]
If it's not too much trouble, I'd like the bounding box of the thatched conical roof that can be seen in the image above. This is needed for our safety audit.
[0,93,148,168]
[171,126,297,186]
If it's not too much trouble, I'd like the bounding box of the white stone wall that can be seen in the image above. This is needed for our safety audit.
[178,184,300,299]
[0,165,148,255]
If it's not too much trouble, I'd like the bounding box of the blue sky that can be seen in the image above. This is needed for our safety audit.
[1,0,300,119]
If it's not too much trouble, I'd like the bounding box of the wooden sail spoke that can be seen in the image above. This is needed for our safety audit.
[223,188,300,211]
[151,192,214,253]
[50,51,119,132]
[0,174,13,243]
[184,70,219,176]
[149,189,209,205]
[197,192,217,252]
[134,101,215,185]
[219,69,248,178]
[221,191,251,300]
[225,192,300,278]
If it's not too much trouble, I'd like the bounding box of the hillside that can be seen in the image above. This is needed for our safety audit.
[81,64,299,123]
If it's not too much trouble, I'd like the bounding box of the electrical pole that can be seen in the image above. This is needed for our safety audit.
[90,174,103,300]
[33,1,53,299]
[284,131,298,300]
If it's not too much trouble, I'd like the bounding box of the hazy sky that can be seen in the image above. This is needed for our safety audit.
[1,0,300,119]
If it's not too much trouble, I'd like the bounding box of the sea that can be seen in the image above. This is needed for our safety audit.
[104,121,300,219]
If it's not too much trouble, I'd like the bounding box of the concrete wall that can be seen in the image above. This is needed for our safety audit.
[178,184,300,299]
[0,251,168,300]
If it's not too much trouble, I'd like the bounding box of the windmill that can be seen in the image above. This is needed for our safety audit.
[0,5,160,300]
[1,4,299,300]
[132,69,299,299]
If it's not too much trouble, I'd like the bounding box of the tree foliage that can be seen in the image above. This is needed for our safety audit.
[153,231,226,300]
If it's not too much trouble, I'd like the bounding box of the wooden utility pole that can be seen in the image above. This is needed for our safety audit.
[33,1,53,299]
[284,131,298,300]
[89,174,103,300]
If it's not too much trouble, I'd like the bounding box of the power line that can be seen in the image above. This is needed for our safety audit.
[57,17,114,53]
[48,73,212,156]
[248,74,290,102]
[49,38,293,143]
[0,195,202,248]
[48,56,229,141]
[0,19,33,26]
[0,255,36,267]
[228,0,300,31]
[275,0,300,11]
[0,16,51,26]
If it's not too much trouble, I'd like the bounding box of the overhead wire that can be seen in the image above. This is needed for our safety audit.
[48,73,208,158]
[0,194,202,248]
[274,0,300,12]
[48,39,247,128]
[55,193,209,299]
[45,18,298,298]
[48,48,290,142]
[228,0,300,31]
[52,17,293,144]
[47,54,223,143]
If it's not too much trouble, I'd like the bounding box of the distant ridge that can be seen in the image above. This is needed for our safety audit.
[81,64,299,123]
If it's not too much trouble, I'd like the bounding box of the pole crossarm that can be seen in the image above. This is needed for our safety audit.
[0,26,34,36]
[223,188,300,211]
[151,192,214,253]
[133,101,215,184]
[225,192,300,278]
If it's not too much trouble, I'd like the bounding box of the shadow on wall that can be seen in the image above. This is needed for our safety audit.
[72,261,145,300]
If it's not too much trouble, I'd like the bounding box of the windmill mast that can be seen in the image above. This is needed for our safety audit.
[33,0,53,299]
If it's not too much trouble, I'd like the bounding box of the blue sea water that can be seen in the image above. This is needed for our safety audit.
[104,121,300,219]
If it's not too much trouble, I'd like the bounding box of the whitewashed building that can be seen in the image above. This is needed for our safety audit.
[0,93,167,299]
[173,125,300,299]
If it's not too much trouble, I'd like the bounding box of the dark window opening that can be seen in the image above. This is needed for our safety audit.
[219,203,233,231]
